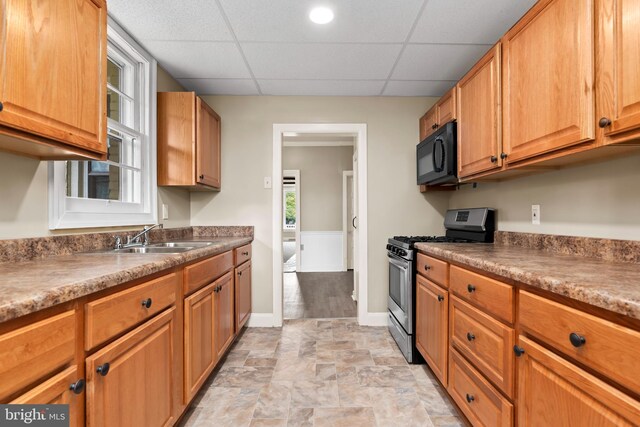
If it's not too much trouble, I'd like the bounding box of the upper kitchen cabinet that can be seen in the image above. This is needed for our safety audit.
[457,44,502,179]
[0,0,107,160]
[501,0,595,165]
[158,92,221,190]
[419,87,457,141]
[597,0,640,145]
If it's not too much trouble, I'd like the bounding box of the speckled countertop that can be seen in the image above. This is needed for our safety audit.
[415,241,640,321]
[0,236,252,324]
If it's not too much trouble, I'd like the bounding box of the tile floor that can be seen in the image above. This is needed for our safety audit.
[179,319,464,427]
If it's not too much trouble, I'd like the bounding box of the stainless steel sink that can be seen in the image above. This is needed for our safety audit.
[150,241,214,248]
[113,246,194,254]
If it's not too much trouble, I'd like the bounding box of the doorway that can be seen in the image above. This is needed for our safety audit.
[272,123,368,327]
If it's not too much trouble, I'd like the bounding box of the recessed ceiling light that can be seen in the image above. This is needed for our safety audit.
[309,7,334,24]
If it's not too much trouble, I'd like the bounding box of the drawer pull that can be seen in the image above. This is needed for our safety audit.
[96,363,110,376]
[437,295,444,302]
[242,251,249,256]
[69,379,85,394]
[467,284,476,293]
[569,332,586,348]
[466,394,475,403]
[513,345,525,357]
[424,265,431,271]
[466,332,475,342]
[141,298,153,309]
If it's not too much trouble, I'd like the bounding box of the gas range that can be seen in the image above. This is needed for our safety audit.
[386,207,496,364]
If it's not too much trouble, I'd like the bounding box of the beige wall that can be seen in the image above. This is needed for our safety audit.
[283,146,354,232]
[0,65,191,239]
[191,95,447,314]
[449,152,640,240]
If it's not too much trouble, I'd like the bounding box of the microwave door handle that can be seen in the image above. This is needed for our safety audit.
[433,137,445,172]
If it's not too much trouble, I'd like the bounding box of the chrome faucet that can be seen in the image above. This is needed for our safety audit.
[112,224,163,249]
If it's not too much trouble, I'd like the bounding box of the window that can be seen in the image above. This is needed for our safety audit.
[49,18,157,229]
[283,185,296,230]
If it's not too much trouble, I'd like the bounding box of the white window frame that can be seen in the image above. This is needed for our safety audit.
[283,184,296,231]
[48,17,158,229]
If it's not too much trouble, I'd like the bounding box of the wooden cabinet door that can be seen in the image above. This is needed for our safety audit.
[516,336,640,427]
[437,88,456,125]
[420,106,438,141]
[502,0,594,163]
[11,366,84,427]
[457,44,502,178]
[184,283,216,402]
[235,260,252,331]
[214,272,234,360]
[196,97,221,189]
[86,308,177,427]
[415,274,448,386]
[0,0,106,154]
[598,0,640,143]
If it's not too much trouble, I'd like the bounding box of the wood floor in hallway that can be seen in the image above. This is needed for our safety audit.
[284,272,356,319]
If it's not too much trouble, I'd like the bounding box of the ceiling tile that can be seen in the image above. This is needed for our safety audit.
[219,0,423,43]
[242,43,402,80]
[383,80,456,97]
[177,79,259,95]
[391,44,491,81]
[410,0,537,44]
[258,80,385,96]
[144,41,251,79]
[108,0,232,41]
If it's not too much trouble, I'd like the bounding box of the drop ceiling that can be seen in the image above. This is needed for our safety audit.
[107,0,537,97]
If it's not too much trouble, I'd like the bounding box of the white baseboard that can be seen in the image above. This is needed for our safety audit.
[361,312,388,326]
[246,313,275,327]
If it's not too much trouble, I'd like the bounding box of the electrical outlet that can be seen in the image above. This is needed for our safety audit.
[531,204,541,225]
[162,204,169,220]
[264,177,272,189]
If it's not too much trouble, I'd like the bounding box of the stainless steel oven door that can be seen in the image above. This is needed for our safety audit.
[387,252,413,334]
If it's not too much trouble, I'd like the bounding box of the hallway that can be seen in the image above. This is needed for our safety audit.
[284,272,356,319]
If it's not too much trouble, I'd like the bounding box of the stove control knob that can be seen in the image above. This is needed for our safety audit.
[386,244,391,251]
[399,249,407,256]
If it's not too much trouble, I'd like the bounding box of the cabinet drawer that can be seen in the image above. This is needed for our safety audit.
[450,296,514,397]
[450,266,514,324]
[519,290,640,396]
[234,244,252,266]
[0,310,76,401]
[184,251,233,295]
[85,273,177,350]
[448,348,513,427]
[416,253,449,287]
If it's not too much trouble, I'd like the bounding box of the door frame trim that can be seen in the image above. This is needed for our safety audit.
[272,123,368,326]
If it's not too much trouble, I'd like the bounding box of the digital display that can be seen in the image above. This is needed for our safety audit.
[456,211,470,222]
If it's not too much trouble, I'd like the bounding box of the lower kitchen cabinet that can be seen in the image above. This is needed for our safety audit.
[86,307,177,427]
[416,274,448,386]
[11,366,85,427]
[184,283,216,402]
[235,260,252,331]
[214,272,235,360]
[516,336,640,426]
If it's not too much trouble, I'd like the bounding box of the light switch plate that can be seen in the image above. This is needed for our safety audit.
[264,177,272,189]
[531,204,541,225]
[162,204,169,220]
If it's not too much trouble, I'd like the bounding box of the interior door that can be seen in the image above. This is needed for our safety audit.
[352,151,359,302]
[347,174,354,270]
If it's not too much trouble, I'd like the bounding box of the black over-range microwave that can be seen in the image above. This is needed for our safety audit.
[416,121,458,186]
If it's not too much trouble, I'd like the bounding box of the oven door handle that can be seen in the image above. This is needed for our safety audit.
[387,252,409,265]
